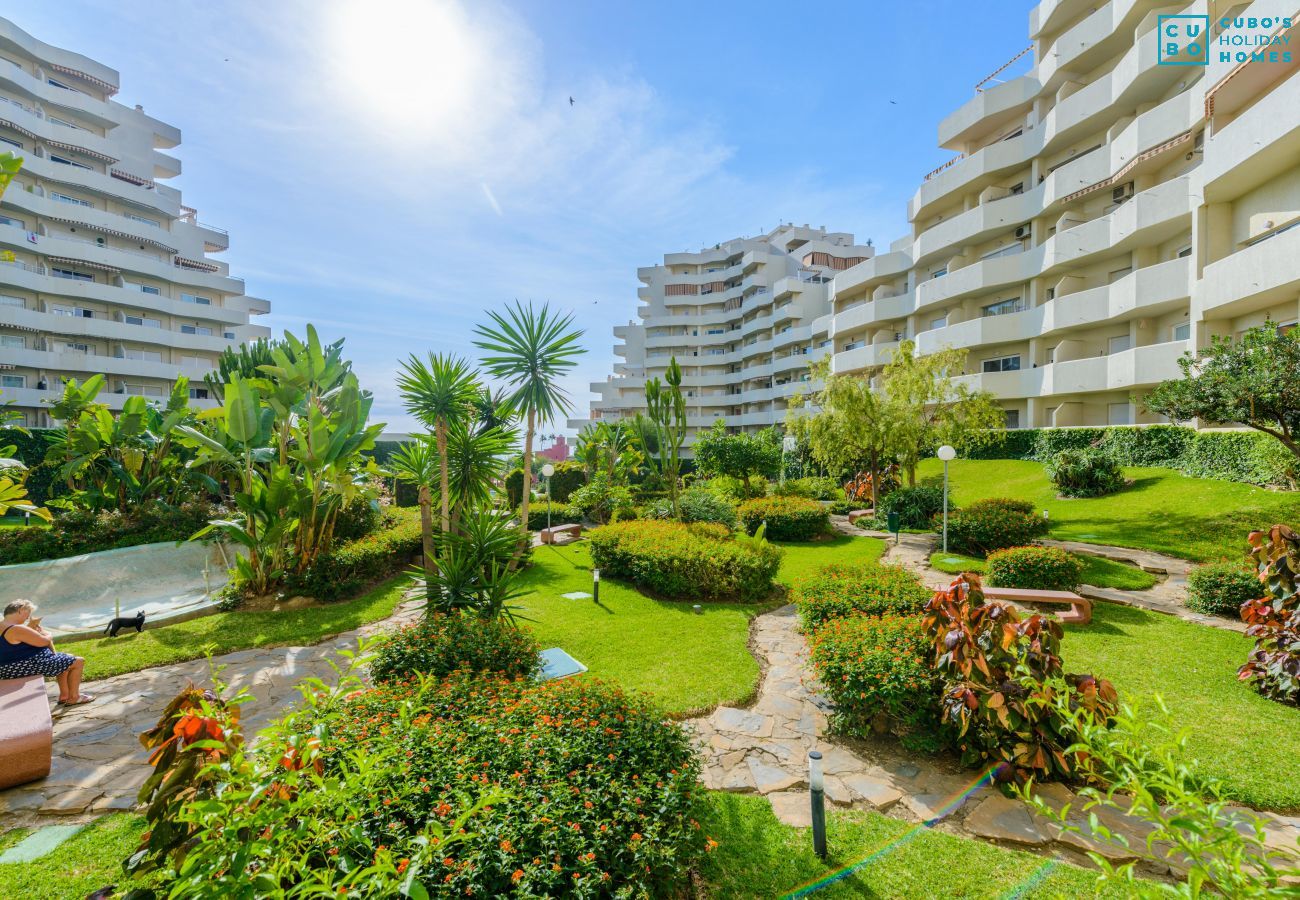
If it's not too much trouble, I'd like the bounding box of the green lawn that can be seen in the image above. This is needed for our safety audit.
[76,577,407,682]
[929,551,1159,591]
[1064,602,1300,811]
[519,534,885,715]
[0,815,154,899]
[699,793,1124,898]
[914,458,1300,562]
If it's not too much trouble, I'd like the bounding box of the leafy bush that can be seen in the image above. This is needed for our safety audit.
[129,668,708,897]
[504,468,526,508]
[0,500,218,564]
[808,616,945,752]
[794,563,930,630]
[986,546,1083,592]
[945,497,1048,557]
[1240,526,1300,706]
[369,613,541,683]
[1186,562,1261,617]
[566,473,636,525]
[827,499,856,515]
[1181,430,1296,489]
[282,507,422,601]
[587,519,782,602]
[649,484,738,529]
[922,574,1119,784]
[547,461,588,503]
[331,490,388,543]
[518,500,582,531]
[702,475,767,501]
[875,485,945,530]
[736,496,829,541]
[1045,448,1126,498]
[773,476,840,501]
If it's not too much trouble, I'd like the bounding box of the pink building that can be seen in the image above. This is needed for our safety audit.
[538,436,571,463]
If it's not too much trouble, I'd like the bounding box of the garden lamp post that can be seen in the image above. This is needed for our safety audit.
[808,749,827,859]
[937,445,956,552]
[541,463,555,532]
[592,568,600,604]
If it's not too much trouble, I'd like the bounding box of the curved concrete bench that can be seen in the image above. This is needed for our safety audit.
[0,676,52,789]
[540,523,583,545]
[983,587,1093,625]
[847,509,875,524]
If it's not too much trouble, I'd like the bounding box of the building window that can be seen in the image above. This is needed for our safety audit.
[981,355,1022,373]
[124,314,162,328]
[1108,403,1132,426]
[930,267,947,279]
[189,387,210,400]
[50,191,93,207]
[180,293,212,305]
[123,348,163,362]
[0,214,24,229]
[63,341,94,354]
[930,316,947,331]
[0,295,24,309]
[47,115,79,130]
[1173,322,1191,341]
[50,267,94,283]
[125,212,161,228]
[0,335,24,349]
[1108,335,1132,355]
[0,136,21,150]
[180,324,213,336]
[0,374,25,389]
[180,355,207,367]
[981,298,1024,317]
[138,285,161,295]
[123,384,166,398]
[48,154,93,171]
[46,77,78,92]
[1004,409,1020,429]
[1279,322,1298,337]
[50,303,94,317]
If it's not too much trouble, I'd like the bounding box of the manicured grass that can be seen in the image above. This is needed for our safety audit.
[518,535,885,715]
[1064,603,1300,811]
[699,792,1124,898]
[0,815,153,899]
[928,551,1158,591]
[76,577,407,682]
[914,458,1300,562]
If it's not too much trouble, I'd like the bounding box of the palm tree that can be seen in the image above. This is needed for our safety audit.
[474,385,516,434]
[446,420,516,533]
[474,301,584,549]
[389,438,438,576]
[396,354,481,535]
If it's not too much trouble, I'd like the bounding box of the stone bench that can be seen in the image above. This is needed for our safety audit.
[540,523,583,545]
[847,509,874,524]
[0,676,52,789]
[982,587,1093,625]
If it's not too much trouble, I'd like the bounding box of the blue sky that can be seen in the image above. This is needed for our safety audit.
[10,1,1034,432]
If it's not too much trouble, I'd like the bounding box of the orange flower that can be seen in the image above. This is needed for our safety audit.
[511,869,524,883]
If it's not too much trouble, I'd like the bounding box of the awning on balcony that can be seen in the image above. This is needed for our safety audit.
[1062,130,1193,204]
[48,63,118,96]
[44,137,117,166]
[173,255,219,273]
[47,255,119,273]
[45,215,176,253]
[110,168,151,187]
[0,117,38,142]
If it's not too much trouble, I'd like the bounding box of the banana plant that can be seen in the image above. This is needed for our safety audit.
[0,392,50,521]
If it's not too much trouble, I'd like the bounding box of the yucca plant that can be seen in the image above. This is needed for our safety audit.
[396,354,481,537]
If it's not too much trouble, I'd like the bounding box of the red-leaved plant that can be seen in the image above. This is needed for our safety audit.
[921,574,1118,784]
[1239,525,1300,706]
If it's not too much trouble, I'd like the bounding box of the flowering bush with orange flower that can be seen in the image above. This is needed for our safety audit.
[793,562,930,630]
[368,612,541,683]
[807,614,946,752]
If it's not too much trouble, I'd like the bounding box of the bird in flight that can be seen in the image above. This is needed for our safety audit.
[569,96,575,106]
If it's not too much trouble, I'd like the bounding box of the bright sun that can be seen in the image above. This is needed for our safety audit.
[327,0,487,140]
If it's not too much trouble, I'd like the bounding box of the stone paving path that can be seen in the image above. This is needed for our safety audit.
[687,601,1300,874]
[838,517,1246,633]
[0,599,423,827]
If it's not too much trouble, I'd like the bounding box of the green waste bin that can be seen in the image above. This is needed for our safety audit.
[886,510,900,536]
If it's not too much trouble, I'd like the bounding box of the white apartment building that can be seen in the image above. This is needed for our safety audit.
[0,17,271,426]
[581,0,1300,440]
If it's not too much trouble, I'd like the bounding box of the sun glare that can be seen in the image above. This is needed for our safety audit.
[327,0,486,141]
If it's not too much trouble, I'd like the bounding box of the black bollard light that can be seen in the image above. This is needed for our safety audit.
[593,568,600,604]
[808,749,827,859]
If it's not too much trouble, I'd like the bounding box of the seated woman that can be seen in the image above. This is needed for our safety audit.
[0,600,93,706]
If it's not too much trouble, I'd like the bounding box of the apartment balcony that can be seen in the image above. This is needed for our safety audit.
[0,257,247,325]
[15,153,179,218]
[916,251,1034,312]
[1041,174,1194,270]
[1,305,238,354]
[1031,0,1094,39]
[830,250,911,296]
[810,312,833,336]
[1,384,217,413]
[955,340,1187,398]
[0,97,119,163]
[1036,0,1161,92]
[772,325,813,349]
[830,340,901,375]
[1204,66,1300,200]
[914,191,1039,265]
[830,292,913,338]
[739,338,774,359]
[18,229,243,293]
[2,345,213,382]
[3,184,179,252]
[1200,225,1300,319]
[938,75,1037,151]
[0,56,118,129]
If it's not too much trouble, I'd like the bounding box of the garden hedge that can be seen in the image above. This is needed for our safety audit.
[1186,562,1262,617]
[985,546,1083,592]
[0,500,217,564]
[518,500,582,531]
[587,520,781,602]
[794,562,930,630]
[282,507,422,601]
[736,496,829,541]
[369,613,541,683]
[963,425,1296,488]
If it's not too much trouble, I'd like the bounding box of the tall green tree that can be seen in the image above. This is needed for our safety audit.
[473,301,585,550]
[389,437,438,576]
[396,354,481,536]
[643,357,689,517]
[1146,324,1300,466]
[882,341,1005,485]
[693,420,782,494]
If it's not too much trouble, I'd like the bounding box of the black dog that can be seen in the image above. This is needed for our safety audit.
[104,611,146,637]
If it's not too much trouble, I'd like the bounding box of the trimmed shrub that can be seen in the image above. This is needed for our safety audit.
[946,498,1049,557]
[794,563,930,630]
[649,484,738,529]
[1045,448,1126,498]
[369,613,542,683]
[986,546,1083,591]
[519,500,582,531]
[547,461,588,503]
[1187,561,1262,617]
[875,485,945,530]
[1098,425,1192,467]
[504,468,525,508]
[736,496,829,541]
[773,476,840,501]
[1181,431,1296,489]
[808,615,946,752]
[702,475,767,501]
[0,500,219,564]
[283,507,422,601]
[827,499,856,516]
[566,474,636,525]
[332,492,387,543]
[587,519,782,602]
